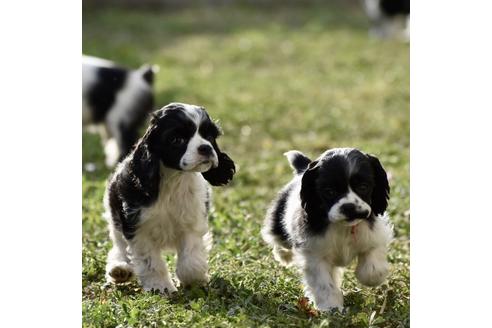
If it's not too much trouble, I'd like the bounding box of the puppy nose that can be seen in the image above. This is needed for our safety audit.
[340,204,370,220]
[198,144,213,156]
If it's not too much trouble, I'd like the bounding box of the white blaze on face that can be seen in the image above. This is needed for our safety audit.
[327,188,371,223]
[178,104,219,172]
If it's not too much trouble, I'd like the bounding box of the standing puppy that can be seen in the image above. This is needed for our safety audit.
[104,103,235,294]
[82,55,157,167]
[262,148,393,311]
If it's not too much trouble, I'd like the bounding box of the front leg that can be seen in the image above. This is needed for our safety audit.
[302,256,344,312]
[176,232,212,287]
[105,226,133,284]
[130,244,177,295]
[355,246,390,287]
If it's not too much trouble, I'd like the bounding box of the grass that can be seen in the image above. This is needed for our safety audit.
[83,2,409,327]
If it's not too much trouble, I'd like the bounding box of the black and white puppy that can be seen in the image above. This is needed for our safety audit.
[104,103,235,294]
[82,55,157,167]
[262,148,393,311]
[364,0,410,41]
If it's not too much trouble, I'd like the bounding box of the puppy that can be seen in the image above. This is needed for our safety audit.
[82,55,158,167]
[104,103,235,294]
[262,148,393,311]
[364,0,410,41]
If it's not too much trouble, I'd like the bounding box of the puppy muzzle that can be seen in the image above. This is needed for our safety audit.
[340,203,370,221]
[200,154,219,169]
[186,154,218,172]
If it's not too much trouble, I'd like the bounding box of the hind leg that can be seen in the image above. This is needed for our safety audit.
[104,116,139,166]
[105,226,134,284]
[101,122,120,167]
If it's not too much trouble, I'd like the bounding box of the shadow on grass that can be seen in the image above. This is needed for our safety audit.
[98,276,311,321]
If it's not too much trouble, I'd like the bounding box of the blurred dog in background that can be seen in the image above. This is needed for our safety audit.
[363,0,410,41]
[82,55,158,167]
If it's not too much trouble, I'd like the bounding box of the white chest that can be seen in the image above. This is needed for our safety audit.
[137,171,209,249]
[310,222,379,267]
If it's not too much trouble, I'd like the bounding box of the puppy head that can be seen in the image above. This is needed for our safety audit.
[300,148,389,226]
[143,103,235,185]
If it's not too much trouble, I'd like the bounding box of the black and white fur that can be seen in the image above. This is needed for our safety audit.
[82,55,158,167]
[262,148,393,311]
[364,0,410,41]
[104,103,235,294]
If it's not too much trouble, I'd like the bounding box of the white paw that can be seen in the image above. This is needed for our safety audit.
[106,261,133,284]
[306,289,344,312]
[178,274,210,288]
[176,265,209,287]
[315,296,344,312]
[141,275,177,295]
[356,259,389,287]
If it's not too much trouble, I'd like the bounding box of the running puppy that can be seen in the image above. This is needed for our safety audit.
[82,55,158,167]
[104,103,235,294]
[262,148,393,311]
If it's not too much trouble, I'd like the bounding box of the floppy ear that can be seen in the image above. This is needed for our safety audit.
[202,140,236,186]
[367,154,390,216]
[126,136,161,203]
[300,160,323,221]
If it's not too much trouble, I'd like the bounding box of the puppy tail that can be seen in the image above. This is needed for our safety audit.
[139,64,159,85]
[284,150,312,175]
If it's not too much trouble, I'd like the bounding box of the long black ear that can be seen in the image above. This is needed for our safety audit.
[300,160,323,221]
[124,137,161,205]
[202,140,236,186]
[367,154,390,216]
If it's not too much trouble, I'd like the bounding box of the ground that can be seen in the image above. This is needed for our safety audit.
[83,3,409,327]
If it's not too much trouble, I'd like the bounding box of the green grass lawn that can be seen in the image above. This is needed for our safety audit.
[83,3,409,327]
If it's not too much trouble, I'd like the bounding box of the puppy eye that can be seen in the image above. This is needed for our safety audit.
[170,137,186,145]
[324,188,338,198]
[205,135,215,141]
[355,183,370,193]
